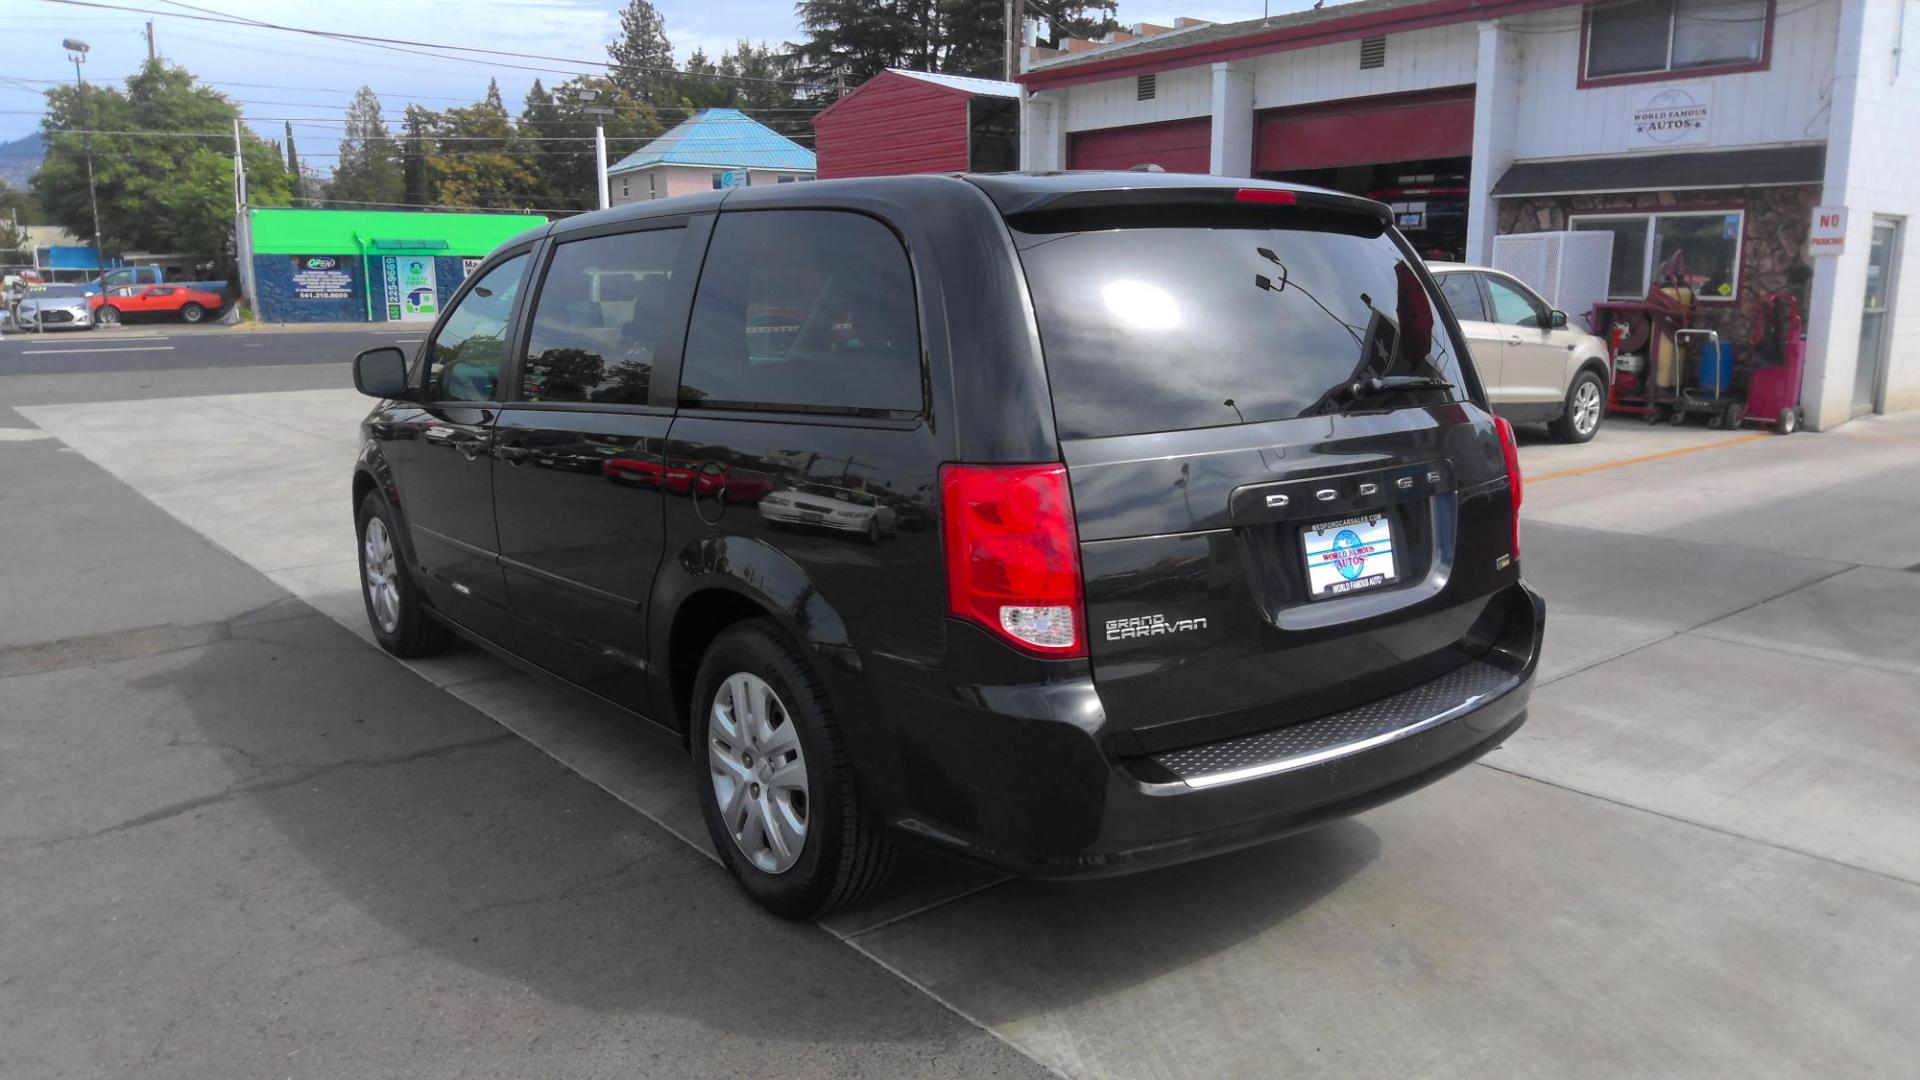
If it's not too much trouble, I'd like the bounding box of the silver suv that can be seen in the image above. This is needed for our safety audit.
[1431,263,1611,443]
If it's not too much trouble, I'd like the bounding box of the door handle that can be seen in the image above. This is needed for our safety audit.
[1506,336,1522,346]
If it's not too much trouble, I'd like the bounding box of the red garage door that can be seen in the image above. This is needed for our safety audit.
[1255,86,1474,173]
[1069,118,1211,173]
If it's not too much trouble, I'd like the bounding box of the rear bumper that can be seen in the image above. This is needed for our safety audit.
[877,580,1544,877]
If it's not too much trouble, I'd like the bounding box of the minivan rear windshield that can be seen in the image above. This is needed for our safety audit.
[1011,211,1465,440]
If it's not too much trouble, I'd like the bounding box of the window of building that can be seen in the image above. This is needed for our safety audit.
[425,253,527,402]
[521,229,683,405]
[621,177,629,199]
[648,173,657,199]
[1570,210,1744,300]
[1585,0,1767,81]
[679,210,922,415]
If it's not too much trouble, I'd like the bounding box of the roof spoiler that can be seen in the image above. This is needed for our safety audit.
[990,182,1391,224]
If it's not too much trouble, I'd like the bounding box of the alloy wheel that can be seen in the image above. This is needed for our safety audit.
[1572,380,1602,436]
[362,517,401,634]
[708,672,810,874]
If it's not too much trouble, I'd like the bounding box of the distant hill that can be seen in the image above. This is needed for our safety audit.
[0,133,45,189]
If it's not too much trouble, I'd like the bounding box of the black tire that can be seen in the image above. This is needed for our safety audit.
[1778,407,1800,435]
[355,491,453,658]
[95,305,119,325]
[179,302,205,323]
[690,619,894,919]
[1549,370,1607,444]
[863,516,881,545]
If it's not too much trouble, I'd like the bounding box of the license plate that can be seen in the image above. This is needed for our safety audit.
[1301,514,1399,599]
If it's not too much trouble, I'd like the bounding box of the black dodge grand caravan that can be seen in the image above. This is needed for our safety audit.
[350,173,1545,917]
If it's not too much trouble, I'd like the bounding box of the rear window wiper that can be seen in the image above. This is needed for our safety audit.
[1320,375,1456,414]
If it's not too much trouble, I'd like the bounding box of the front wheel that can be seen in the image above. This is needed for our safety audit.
[356,491,453,657]
[179,302,205,323]
[1550,371,1606,443]
[691,620,893,918]
[1778,407,1800,435]
[94,305,120,325]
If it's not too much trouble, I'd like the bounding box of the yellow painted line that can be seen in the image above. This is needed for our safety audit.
[1531,433,1770,483]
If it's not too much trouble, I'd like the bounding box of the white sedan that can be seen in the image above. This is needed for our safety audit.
[10,284,95,332]
[757,484,898,544]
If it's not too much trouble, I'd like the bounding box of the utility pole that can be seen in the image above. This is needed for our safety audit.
[574,88,614,210]
[1004,0,1015,81]
[233,118,258,317]
[62,39,106,288]
[145,21,156,62]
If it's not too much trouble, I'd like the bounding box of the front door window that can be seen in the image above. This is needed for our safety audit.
[424,253,527,404]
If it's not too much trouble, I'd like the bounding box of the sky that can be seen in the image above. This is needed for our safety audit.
[1,0,1323,178]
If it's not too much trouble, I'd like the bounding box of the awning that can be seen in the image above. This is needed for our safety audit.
[1493,145,1826,198]
[366,238,451,251]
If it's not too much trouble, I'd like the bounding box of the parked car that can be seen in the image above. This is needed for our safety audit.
[1428,262,1612,443]
[10,283,94,331]
[349,173,1544,918]
[758,483,898,543]
[91,283,226,324]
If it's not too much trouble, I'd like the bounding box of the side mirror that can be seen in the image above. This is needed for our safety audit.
[353,346,410,400]
[1549,309,1569,329]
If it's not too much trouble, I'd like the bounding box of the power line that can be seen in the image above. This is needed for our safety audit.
[38,0,835,91]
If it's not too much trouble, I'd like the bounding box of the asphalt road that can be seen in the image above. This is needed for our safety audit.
[3,336,1918,1078]
[0,322,417,376]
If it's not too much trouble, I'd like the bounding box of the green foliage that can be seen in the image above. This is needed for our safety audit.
[32,61,292,263]
[428,80,538,208]
[608,0,677,105]
[516,77,663,211]
[677,42,806,139]
[328,87,403,207]
[792,0,1117,84]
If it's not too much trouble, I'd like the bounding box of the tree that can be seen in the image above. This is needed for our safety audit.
[283,121,306,205]
[677,41,805,135]
[32,60,291,269]
[792,0,1116,85]
[429,80,536,209]
[328,87,403,207]
[527,77,663,211]
[607,0,676,105]
[401,104,437,207]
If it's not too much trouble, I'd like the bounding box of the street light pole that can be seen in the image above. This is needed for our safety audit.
[62,39,106,284]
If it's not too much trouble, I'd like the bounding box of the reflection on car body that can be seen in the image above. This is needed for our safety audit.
[758,482,897,542]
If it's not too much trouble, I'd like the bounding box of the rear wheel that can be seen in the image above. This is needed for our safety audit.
[95,305,120,325]
[356,491,453,657]
[1549,371,1606,443]
[691,619,893,918]
[179,302,205,323]
[1778,407,1800,435]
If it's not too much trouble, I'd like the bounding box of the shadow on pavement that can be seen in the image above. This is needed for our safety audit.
[130,603,1002,1045]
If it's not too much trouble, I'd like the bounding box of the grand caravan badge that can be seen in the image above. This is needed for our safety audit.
[1106,613,1209,641]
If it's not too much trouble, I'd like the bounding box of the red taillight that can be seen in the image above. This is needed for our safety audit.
[941,463,1086,658]
[1234,188,1297,205]
[1494,416,1523,562]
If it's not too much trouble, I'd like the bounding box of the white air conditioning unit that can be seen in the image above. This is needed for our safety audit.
[1493,230,1614,334]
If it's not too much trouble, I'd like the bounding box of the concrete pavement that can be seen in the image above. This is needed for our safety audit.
[6,374,1919,1077]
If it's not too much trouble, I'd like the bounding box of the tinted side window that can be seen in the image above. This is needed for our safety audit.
[680,211,922,414]
[1485,275,1549,329]
[1438,274,1487,322]
[522,229,683,405]
[425,253,527,403]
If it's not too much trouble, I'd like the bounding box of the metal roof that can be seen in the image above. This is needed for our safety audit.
[607,108,817,175]
[1493,145,1828,197]
[885,69,1022,98]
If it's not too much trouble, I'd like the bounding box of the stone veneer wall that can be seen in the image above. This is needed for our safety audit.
[1496,184,1821,348]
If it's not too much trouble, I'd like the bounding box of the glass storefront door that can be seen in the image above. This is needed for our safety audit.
[1854,219,1901,416]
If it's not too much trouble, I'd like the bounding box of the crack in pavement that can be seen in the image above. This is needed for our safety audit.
[31,732,517,850]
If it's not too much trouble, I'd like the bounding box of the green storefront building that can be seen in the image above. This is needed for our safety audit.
[246,207,546,324]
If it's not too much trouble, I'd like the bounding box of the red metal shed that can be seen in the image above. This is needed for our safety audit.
[813,69,1022,179]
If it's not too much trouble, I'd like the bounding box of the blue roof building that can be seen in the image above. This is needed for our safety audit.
[605,108,816,205]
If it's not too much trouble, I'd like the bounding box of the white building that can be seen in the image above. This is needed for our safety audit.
[1020,0,1920,429]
